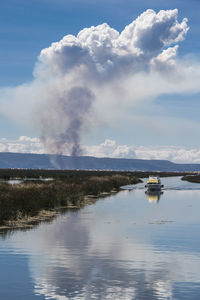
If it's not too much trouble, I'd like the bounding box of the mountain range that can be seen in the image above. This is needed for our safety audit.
[0,152,199,172]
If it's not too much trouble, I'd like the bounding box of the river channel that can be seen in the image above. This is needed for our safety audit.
[1,177,200,299]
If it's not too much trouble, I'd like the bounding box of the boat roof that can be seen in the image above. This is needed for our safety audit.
[147,177,160,184]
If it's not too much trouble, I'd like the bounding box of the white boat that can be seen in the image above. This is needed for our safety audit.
[145,176,164,191]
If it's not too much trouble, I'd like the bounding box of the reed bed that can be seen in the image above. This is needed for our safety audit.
[0,172,141,225]
[182,175,200,183]
[0,169,185,181]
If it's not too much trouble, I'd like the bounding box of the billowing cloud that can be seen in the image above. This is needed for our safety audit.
[36,8,188,80]
[151,45,179,75]
[0,9,199,157]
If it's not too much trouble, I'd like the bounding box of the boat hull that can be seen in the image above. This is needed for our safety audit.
[145,184,163,191]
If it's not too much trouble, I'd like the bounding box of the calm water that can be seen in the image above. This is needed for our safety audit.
[0,178,53,185]
[1,177,200,300]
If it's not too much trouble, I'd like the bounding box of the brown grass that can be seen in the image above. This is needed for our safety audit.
[0,172,141,226]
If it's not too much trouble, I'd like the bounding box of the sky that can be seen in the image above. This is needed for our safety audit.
[0,0,200,162]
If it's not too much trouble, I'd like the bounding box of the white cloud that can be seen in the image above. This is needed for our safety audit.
[151,45,179,75]
[2,137,200,164]
[36,9,188,79]
[134,145,200,163]
[83,140,200,163]
[83,139,136,159]
[0,136,44,154]
[0,9,200,155]
[119,9,188,55]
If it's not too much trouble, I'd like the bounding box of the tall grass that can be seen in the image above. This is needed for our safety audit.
[0,172,141,225]
[0,169,185,181]
[182,175,200,183]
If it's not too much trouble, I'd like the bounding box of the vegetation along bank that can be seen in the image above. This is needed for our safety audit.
[181,175,200,183]
[0,170,142,228]
[0,169,186,229]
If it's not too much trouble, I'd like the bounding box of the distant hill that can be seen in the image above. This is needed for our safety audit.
[0,152,200,172]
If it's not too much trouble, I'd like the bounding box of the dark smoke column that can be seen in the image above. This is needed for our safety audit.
[40,86,94,162]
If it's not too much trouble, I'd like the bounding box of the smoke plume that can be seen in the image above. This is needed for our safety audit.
[33,8,189,155]
[1,9,200,158]
[39,86,94,156]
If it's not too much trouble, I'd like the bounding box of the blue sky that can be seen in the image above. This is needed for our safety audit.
[0,0,199,86]
[0,0,200,158]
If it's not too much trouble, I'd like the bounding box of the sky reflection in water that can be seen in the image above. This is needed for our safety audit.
[1,177,200,299]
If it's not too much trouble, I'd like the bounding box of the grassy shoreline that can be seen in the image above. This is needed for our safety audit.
[181,175,200,183]
[0,171,142,229]
[0,170,186,229]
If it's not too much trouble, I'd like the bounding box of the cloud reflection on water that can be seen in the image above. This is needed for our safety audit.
[3,180,200,299]
[26,193,200,298]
